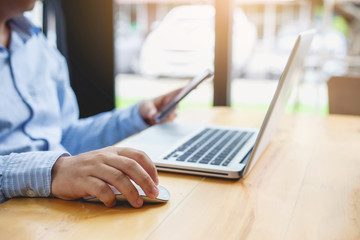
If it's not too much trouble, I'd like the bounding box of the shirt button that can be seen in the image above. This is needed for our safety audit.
[26,189,36,197]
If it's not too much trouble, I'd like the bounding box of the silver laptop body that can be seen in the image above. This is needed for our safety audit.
[117,30,315,179]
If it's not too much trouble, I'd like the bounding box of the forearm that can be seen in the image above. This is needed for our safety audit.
[61,103,148,155]
[0,151,66,204]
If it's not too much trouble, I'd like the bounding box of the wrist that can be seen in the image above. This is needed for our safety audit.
[51,154,71,198]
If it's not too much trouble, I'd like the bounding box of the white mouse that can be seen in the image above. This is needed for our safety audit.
[83,182,170,203]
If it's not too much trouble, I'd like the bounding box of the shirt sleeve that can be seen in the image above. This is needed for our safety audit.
[0,151,67,204]
[61,103,149,155]
[51,49,149,155]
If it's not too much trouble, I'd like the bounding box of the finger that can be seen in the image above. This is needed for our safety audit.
[165,111,177,121]
[96,148,159,198]
[101,155,159,199]
[90,163,143,207]
[90,164,144,208]
[142,88,182,125]
[161,106,178,123]
[138,100,158,126]
[157,112,177,124]
[154,88,183,108]
[114,147,159,185]
[85,177,116,207]
[143,100,157,120]
[148,108,158,121]
[146,107,158,125]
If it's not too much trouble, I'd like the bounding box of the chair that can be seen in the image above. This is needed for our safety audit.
[328,75,360,115]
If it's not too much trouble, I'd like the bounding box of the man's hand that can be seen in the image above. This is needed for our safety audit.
[139,88,182,125]
[51,147,159,208]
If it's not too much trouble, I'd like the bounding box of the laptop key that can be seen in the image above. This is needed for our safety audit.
[163,128,253,168]
[206,131,245,165]
[164,128,211,160]
[222,132,254,166]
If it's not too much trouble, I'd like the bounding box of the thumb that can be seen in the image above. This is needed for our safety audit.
[147,107,158,120]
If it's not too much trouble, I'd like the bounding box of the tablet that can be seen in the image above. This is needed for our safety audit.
[154,69,214,123]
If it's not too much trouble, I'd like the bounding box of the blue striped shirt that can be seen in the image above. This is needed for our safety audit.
[0,16,148,203]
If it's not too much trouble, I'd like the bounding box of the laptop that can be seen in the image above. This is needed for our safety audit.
[117,30,315,179]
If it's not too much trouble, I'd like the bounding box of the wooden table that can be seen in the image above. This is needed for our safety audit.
[1,108,360,240]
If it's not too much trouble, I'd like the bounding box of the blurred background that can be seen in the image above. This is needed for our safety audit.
[26,0,360,116]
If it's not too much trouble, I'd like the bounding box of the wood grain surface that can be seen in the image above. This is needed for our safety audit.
[1,108,359,240]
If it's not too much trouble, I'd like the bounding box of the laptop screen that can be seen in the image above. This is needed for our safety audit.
[243,30,316,177]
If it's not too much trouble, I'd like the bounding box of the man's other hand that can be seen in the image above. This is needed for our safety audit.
[138,88,182,125]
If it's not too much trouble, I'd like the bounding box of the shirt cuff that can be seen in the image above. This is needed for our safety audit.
[2,151,68,200]
[132,102,150,130]
[114,102,149,138]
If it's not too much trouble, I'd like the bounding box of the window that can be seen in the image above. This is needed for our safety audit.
[114,1,216,112]
[114,0,328,115]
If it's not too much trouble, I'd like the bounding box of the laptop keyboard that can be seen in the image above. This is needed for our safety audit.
[163,128,254,166]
